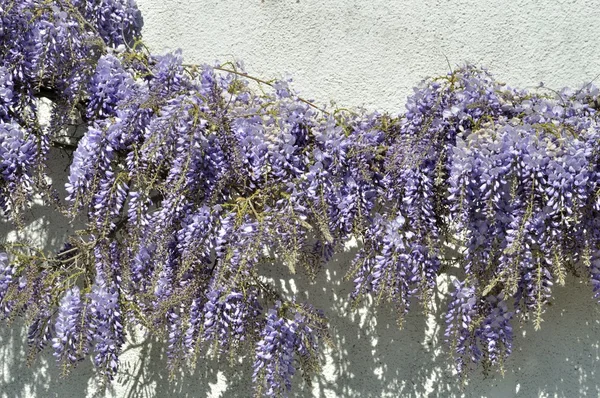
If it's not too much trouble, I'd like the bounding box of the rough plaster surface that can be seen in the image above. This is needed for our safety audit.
[138,0,600,113]
[3,1,600,397]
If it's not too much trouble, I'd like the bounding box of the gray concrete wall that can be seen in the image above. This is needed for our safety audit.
[2,1,600,397]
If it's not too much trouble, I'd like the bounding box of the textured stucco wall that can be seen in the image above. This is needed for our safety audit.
[2,1,600,397]
[138,0,600,113]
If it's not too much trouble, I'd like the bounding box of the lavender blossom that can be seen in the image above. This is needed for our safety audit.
[52,287,84,369]
[88,271,124,379]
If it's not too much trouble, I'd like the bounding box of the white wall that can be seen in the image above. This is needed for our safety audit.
[2,1,600,397]
[138,0,600,113]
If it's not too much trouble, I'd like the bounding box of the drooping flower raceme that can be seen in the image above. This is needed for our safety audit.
[253,303,328,397]
[88,269,124,379]
[52,287,84,371]
[0,122,37,216]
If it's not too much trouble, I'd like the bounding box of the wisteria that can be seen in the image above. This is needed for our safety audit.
[88,246,124,380]
[52,286,84,373]
[2,0,600,396]
[0,122,37,217]
[253,303,327,397]
[0,252,14,317]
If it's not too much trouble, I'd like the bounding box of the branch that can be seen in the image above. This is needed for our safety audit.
[184,64,331,116]
[50,140,79,151]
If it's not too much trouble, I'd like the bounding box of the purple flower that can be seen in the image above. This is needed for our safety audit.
[88,271,124,379]
[445,279,478,372]
[0,122,36,217]
[202,289,261,353]
[52,287,84,368]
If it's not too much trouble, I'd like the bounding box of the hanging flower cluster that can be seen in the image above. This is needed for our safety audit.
[2,1,600,396]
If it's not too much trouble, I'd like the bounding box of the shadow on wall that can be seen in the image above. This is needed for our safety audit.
[0,150,600,397]
[1,249,600,397]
